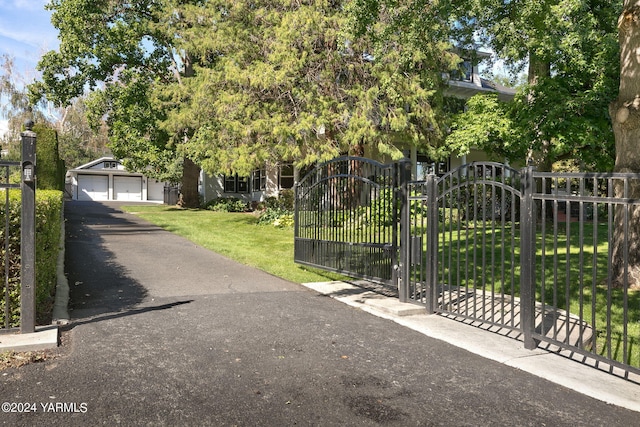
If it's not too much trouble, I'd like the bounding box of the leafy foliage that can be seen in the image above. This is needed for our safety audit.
[257,207,294,228]
[257,190,295,227]
[85,71,181,183]
[31,0,198,203]
[33,0,460,193]
[0,190,63,328]
[204,197,249,213]
[177,0,452,176]
[56,97,111,169]
[33,124,66,191]
[0,55,52,157]
[450,0,619,170]
[446,94,519,160]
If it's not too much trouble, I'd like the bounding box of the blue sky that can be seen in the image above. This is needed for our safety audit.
[0,0,58,76]
[0,1,58,134]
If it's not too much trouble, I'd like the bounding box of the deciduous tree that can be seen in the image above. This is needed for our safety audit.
[610,0,640,288]
[30,0,202,206]
[1,55,50,157]
[449,0,619,171]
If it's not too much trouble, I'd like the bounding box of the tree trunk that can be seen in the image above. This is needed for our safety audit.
[178,157,201,208]
[176,52,201,209]
[527,51,550,87]
[526,53,555,220]
[609,0,640,288]
[525,52,551,167]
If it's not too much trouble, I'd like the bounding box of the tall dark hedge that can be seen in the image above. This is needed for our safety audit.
[33,124,65,191]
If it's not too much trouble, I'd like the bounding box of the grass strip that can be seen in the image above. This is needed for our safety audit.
[121,205,348,284]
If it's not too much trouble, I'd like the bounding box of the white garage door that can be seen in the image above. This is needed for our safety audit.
[114,176,142,201]
[77,175,109,201]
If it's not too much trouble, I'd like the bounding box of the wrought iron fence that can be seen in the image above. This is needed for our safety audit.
[530,172,640,378]
[0,160,21,332]
[294,158,640,378]
[404,163,523,328]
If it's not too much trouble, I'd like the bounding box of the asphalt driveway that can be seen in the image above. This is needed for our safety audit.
[1,201,637,426]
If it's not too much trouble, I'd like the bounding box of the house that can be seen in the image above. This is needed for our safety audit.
[66,157,166,202]
[413,49,516,179]
[198,51,516,204]
[445,51,516,103]
[199,162,297,204]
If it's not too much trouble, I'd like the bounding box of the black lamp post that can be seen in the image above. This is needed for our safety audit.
[20,119,36,333]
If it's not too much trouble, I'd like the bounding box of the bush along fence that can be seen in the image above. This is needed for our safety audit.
[1,123,64,334]
[294,156,640,379]
[0,189,63,330]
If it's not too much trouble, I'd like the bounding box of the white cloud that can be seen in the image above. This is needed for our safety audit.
[0,24,54,48]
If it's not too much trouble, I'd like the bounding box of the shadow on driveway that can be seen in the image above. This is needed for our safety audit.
[64,201,162,321]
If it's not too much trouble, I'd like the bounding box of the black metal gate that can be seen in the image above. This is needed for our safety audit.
[403,163,524,330]
[295,158,640,378]
[294,156,407,285]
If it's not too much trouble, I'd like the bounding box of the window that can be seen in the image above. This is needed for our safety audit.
[279,164,295,189]
[450,59,473,82]
[416,154,449,179]
[223,175,249,193]
[252,169,266,191]
[474,164,502,179]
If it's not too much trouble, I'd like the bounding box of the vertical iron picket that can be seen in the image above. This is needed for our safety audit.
[294,156,399,287]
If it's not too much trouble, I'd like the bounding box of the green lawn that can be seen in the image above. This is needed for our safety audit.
[431,220,640,368]
[121,205,348,284]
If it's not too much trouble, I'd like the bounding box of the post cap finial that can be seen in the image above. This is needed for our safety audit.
[24,119,34,131]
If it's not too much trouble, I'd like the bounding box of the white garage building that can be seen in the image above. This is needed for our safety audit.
[67,157,165,202]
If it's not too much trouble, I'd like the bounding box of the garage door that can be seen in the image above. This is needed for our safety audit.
[114,176,142,201]
[77,175,109,201]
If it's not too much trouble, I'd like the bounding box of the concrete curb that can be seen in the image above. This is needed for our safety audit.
[302,280,640,413]
[0,325,58,352]
[52,204,70,325]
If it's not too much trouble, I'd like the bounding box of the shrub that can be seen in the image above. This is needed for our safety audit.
[257,207,294,228]
[278,189,294,210]
[204,197,249,212]
[260,189,294,211]
[33,124,65,191]
[254,190,296,227]
[0,189,63,327]
[35,191,64,314]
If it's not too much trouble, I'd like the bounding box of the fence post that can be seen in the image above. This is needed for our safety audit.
[396,157,411,302]
[520,166,538,349]
[20,120,36,334]
[424,173,438,314]
[293,181,300,262]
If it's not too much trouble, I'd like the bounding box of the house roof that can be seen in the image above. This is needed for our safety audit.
[446,78,516,102]
[67,157,145,177]
[71,157,119,171]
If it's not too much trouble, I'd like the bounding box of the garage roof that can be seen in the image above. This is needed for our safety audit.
[69,157,142,176]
